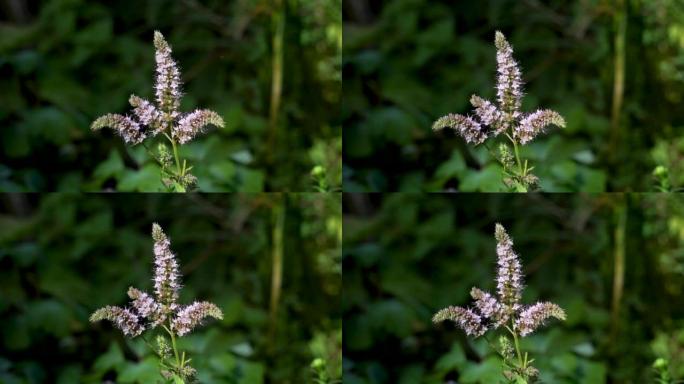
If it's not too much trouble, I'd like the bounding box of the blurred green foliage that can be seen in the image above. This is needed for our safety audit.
[343,0,684,191]
[343,193,684,383]
[0,193,341,383]
[0,0,341,192]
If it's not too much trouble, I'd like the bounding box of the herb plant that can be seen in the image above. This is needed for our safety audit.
[91,31,225,192]
[433,31,566,192]
[433,224,566,383]
[90,223,223,383]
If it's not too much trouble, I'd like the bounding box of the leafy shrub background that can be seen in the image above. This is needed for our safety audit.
[0,0,341,192]
[0,193,341,383]
[343,0,684,192]
[343,193,684,383]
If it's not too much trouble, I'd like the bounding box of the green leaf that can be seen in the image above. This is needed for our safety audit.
[580,361,606,384]
[93,150,125,186]
[433,150,466,183]
[236,168,264,192]
[117,164,162,192]
[459,356,502,383]
[238,360,264,384]
[209,353,237,376]
[459,164,503,192]
[118,357,159,383]
[93,343,125,375]
[434,343,466,373]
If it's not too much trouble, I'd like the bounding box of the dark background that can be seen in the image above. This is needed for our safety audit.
[343,0,684,192]
[343,193,684,383]
[0,193,341,383]
[0,0,341,192]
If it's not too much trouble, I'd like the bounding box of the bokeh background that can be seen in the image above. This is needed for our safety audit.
[0,0,341,192]
[343,0,684,192]
[0,193,341,383]
[343,193,684,383]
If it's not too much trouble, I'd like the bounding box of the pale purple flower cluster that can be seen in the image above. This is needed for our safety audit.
[516,109,566,144]
[432,113,488,145]
[432,306,486,337]
[470,287,505,326]
[433,31,564,145]
[91,31,224,146]
[128,287,163,325]
[176,109,225,144]
[515,302,566,336]
[172,301,224,336]
[494,31,523,119]
[153,31,182,119]
[130,95,163,132]
[91,114,146,145]
[91,223,223,337]
[152,223,181,309]
[90,305,145,337]
[495,223,523,312]
[433,224,565,338]
[471,95,503,130]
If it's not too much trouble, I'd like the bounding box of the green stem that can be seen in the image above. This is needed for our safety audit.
[170,137,182,177]
[163,324,181,367]
[511,138,523,176]
[510,320,524,368]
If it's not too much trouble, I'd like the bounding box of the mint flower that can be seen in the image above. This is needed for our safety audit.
[433,31,566,192]
[495,223,523,314]
[494,31,523,123]
[90,306,144,337]
[433,223,565,382]
[91,223,223,383]
[516,302,566,337]
[152,223,181,310]
[433,113,487,145]
[91,114,145,145]
[91,31,225,192]
[172,301,224,336]
[432,306,486,337]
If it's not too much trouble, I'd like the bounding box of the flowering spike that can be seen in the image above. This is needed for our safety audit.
[432,306,487,337]
[91,114,146,145]
[433,113,488,145]
[153,31,182,117]
[470,95,504,131]
[90,305,145,337]
[171,301,224,336]
[494,31,524,118]
[175,109,225,144]
[470,287,507,327]
[516,109,566,144]
[515,302,566,336]
[129,95,163,133]
[152,223,181,309]
[128,287,164,325]
[495,223,524,312]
